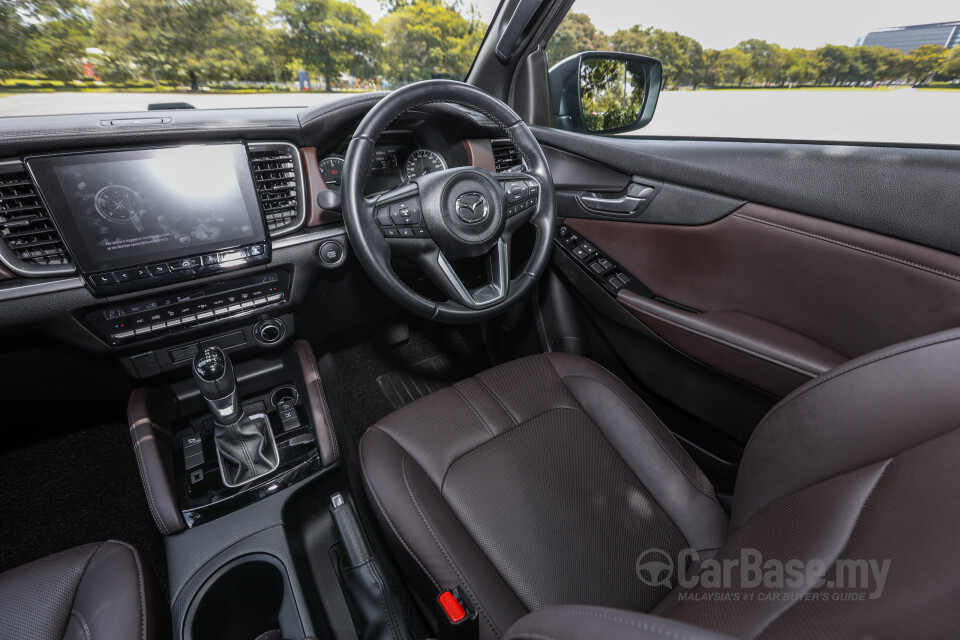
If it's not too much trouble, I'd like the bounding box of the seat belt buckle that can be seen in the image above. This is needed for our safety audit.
[436,586,478,640]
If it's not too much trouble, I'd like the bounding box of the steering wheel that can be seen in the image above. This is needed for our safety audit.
[341,80,556,323]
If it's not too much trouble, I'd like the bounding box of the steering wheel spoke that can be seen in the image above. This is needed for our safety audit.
[418,239,509,310]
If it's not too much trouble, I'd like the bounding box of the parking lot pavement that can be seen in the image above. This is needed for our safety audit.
[1,88,957,145]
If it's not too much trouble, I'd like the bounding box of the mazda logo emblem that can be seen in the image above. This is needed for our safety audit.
[455,192,489,224]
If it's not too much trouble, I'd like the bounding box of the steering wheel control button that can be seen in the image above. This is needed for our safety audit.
[505,181,528,203]
[399,227,415,237]
[376,207,393,226]
[389,198,422,225]
[383,227,399,237]
[318,240,345,267]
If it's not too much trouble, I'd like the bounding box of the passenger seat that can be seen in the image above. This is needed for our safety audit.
[0,540,166,640]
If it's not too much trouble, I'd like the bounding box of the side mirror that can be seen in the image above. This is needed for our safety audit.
[549,52,663,135]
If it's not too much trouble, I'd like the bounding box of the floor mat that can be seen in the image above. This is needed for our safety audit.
[316,323,490,639]
[0,423,168,597]
[376,354,465,409]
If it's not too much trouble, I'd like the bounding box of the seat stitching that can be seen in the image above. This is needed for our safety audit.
[472,375,520,426]
[732,212,960,282]
[108,540,147,640]
[559,373,717,501]
[620,302,819,377]
[303,347,340,460]
[402,453,502,639]
[748,458,892,639]
[359,430,441,592]
[126,401,171,536]
[440,405,581,487]
[551,606,708,640]
[69,609,93,640]
[452,385,496,438]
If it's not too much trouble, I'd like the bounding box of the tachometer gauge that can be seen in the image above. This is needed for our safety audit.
[405,149,447,180]
[318,155,345,191]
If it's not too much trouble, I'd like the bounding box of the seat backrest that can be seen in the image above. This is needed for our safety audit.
[658,327,960,638]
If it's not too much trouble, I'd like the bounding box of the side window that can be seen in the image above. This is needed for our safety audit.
[545,2,960,144]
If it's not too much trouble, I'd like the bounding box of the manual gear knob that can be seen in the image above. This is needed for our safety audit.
[192,346,241,425]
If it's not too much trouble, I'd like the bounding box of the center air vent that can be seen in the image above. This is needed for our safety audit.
[0,165,74,276]
[491,139,522,173]
[249,142,306,238]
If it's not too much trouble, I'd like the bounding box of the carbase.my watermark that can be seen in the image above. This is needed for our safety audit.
[636,548,890,600]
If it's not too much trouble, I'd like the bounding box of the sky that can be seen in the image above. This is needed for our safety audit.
[256,0,958,50]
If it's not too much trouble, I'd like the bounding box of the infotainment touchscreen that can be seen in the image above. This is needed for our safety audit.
[26,143,265,273]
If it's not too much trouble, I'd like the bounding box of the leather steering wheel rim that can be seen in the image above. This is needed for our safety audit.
[341,80,556,324]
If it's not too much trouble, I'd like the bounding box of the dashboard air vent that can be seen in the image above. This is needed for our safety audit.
[249,142,306,237]
[0,167,73,274]
[491,138,522,173]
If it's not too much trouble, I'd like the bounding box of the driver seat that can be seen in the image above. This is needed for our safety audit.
[360,331,960,639]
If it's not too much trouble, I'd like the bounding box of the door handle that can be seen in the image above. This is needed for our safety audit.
[577,184,654,215]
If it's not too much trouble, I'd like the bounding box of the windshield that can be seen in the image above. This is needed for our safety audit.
[0,0,500,117]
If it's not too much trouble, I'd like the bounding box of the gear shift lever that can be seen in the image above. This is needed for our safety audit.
[192,347,279,487]
[192,347,242,425]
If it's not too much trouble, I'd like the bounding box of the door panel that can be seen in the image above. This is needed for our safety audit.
[567,203,960,362]
[537,127,960,457]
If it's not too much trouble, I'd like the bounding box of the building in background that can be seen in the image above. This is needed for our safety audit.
[857,21,960,52]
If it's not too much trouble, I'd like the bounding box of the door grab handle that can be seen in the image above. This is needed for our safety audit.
[577,185,653,214]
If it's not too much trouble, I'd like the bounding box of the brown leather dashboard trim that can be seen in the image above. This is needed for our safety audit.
[300,146,342,227]
[567,202,960,360]
[618,292,846,396]
[293,339,339,467]
[0,263,14,280]
[462,139,495,172]
[127,388,187,536]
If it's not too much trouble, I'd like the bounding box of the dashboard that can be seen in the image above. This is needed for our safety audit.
[0,99,511,377]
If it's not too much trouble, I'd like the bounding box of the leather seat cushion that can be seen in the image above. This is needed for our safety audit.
[361,353,728,638]
[0,540,165,640]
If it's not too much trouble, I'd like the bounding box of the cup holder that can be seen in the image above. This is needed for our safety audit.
[184,554,303,640]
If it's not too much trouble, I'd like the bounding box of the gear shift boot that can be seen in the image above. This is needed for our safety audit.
[214,412,280,487]
[193,347,280,487]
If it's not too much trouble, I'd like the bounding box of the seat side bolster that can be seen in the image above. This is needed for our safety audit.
[733,326,960,530]
[360,427,527,640]
[505,606,738,640]
[68,541,168,640]
[547,352,728,552]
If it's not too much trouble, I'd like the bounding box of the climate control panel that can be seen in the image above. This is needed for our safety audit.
[84,270,291,346]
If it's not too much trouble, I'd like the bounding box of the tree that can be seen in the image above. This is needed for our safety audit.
[905,44,947,84]
[379,1,484,84]
[779,48,820,86]
[718,47,752,86]
[611,27,704,88]
[275,0,381,90]
[1,0,92,81]
[546,12,608,64]
[736,39,785,85]
[816,44,858,85]
[95,0,272,90]
[942,46,960,81]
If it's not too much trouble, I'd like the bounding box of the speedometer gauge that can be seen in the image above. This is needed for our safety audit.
[405,149,447,180]
[318,155,344,191]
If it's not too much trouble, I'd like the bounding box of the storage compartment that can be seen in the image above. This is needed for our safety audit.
[184,554,304,640]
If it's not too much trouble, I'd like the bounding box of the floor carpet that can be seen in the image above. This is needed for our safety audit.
[0,422,168,597]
